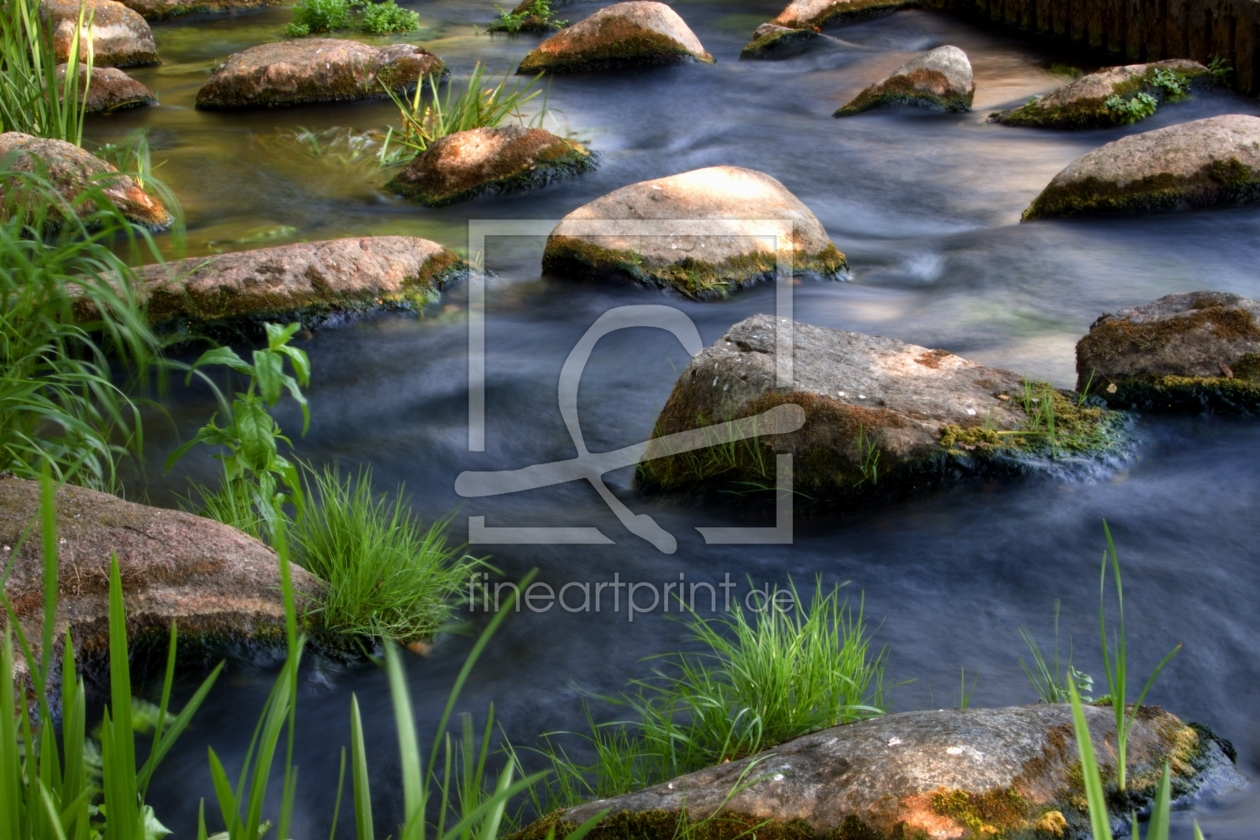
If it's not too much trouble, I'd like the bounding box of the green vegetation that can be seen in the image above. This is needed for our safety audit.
[1208,56,1233,87]
[487,0,569,33]
[361,0,421,34]
[1018,600,1093,703]
[0,0,91,145]
[285,0,419,37]
[1104,91,1158,123]
[293,464,485,643]
[381,62,547,162]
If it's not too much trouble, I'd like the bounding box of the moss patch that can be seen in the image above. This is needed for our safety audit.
[510,809,930,840]
[939,384,1128,459]
[834,69,972,117]
[993,64,1210,129]
[739,28,820,60]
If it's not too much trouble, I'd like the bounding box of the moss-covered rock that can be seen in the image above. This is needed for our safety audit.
[1076,291,1260,414]
[512,705,1242,840]
[42,0,158,68]
[541,166,846,299]
[132,236,465,331]
[769,0,917,29]
[0,131,172,230]
[386,125,595,207]
[1022,114,1260,220]
[488,0,568,33]
[739,23,826,60]
[834,45,974,117]
[638,315,1127,503]
[56,63,156,113]
[516,1,713,74]
[990,60,1211,129]
[196,39,445,109]
[116,0,280,20]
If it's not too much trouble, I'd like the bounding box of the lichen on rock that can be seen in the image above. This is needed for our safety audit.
[834,45,974,116]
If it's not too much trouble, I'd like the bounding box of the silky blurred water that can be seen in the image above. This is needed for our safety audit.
[99,1,1260,836]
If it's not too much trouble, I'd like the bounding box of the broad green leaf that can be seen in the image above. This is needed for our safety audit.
[188,346,252,379]
[264,322,301,351]
[234,398,278,472]
[252,350,285,407]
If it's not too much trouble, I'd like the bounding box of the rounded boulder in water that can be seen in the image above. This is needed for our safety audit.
[834,45,975,116]
[517,1,713,74]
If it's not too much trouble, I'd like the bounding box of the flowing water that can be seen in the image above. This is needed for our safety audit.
[98,0,1260,835]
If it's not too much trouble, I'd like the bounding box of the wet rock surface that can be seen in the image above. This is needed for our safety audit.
[740,23,829,60]
[835,45,974,116]
[638,315,1126,501]
[0,477,323,682]
[517,1,713,74]
[0,131,172,229]
[519,705,1242,840]
[769,0,915,29]
[1077,291,1260,414]
[542,166,846,298]
[42,0,158,67]
[196,39,445,109]
[990,60,1211,129]
[386,125,595,207]
[133,236,464,330]
[1023,114,1260,220]
[117,0,280,20]
[57,63,156,113]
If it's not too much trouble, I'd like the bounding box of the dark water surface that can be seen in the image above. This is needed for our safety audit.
[105,0,1260,836]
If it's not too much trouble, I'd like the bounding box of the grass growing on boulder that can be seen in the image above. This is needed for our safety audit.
[487,0,569,33]
[293,464,485,643]
[0,0,91,145]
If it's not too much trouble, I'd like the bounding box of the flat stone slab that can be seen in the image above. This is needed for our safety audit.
[1023,114,1260,220]
[196,39,445,109]
[57,64,156,113]
[517,705,1242,840]
[542,166,846,298]
[517,1,713,74]
[0,477,323,683]
[835,45,974,116]
[117,0,280,20]
[638,314,1127,501]
[770,0,915,28]
[0,131,172,230]
[43,0,158,68]
[990,60,1211,129]
[386,125,595,207]
[1077,291,1260,414]
[133,236,464,329]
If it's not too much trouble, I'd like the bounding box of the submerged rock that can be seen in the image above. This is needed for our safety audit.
[1022,114,1260,220]
[56,64,156,113]
[0,476,323,683]
[0,132,172,230]
[196,39,445,109]
[991,60,1211,129]
[517,705,1242,840]
[835,45,974,116]
[739,23,826,61]
[541,166,846,299]
[638,314,1126,501]
[386,125,595,207]
[42,0,158,68]
[517,1,713,74]
[1077,291,1260,414]
[117,0,280,20]
[134,236,464,329]
[769,0,915,28]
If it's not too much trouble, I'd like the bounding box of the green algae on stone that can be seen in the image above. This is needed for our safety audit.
[516,1,714,74]
[834,45,974,117]
[739,24,823,60]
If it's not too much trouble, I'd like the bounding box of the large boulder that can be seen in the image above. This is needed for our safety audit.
[386,125,595,207]
[1022,114,1260,220]
[0,132,172,230]
[991,60,1211,129]
[517,1,713,74]
[517,705,1242,840]
[1076,291,1260,414]
[42,0,158,68]
[117,0,280,21]
[57,64,156,113]
[638,315,1127,501]
[196,39,445,109]
[542,166,846,299]
[0,476,323,683]
[133,236,465,329]
[769,0,916,29]
[835,45,974,116]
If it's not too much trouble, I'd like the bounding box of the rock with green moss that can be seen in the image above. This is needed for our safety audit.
[990,60,1211,129]
[133,236,464,330]
[516,1,713,74]
[515,705,1241,840]
[542,167,846,299]
[195,39,445,109]
[386,125,595,207]
[638,314,1127,502]
[0,476,324,687]
[1077,291,1260,414]
[834,45,974,117]
[116,0,279,21]
[1023,114,1260,220]
[56,64,156,113]
[769,0,915,29]
[739,23,825,60]
[488,0,568,33]
[42,0,158,67]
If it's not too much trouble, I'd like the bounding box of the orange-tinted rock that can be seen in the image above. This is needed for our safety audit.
[835,45,974,116]
[56,64,156,113]
[42,0,158,67]
[518,1,712,74]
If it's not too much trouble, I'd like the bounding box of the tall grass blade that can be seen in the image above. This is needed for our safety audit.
[1068,680,1113,840]
[350,695,375,840]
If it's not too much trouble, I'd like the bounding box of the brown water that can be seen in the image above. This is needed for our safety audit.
[101,1,1260,836]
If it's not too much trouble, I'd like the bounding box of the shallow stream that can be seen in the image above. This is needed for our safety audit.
[97,1,1260,835]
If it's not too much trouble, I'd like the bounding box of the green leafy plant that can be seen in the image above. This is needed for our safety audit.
[1208,56,1233,87]
[380,62,546,161]
[285,0,419,36]
[487,0,568,33]
[360,0,420,34]
[1149,67,1189,98]
[1104,91,1158,123]
[285,0,351,35]
[856,425,880,486]
[0,0,91,145]
[167,322,311,537]
[292,464,486,643]
[1018,599,1093,703]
